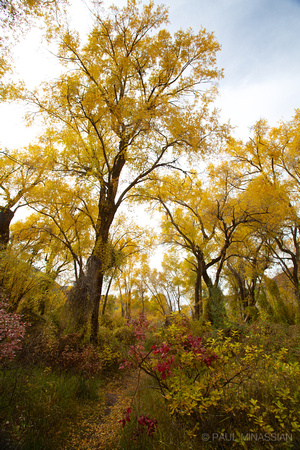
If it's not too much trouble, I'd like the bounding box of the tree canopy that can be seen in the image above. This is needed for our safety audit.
[22,0,225,340]
[1,0,299,335]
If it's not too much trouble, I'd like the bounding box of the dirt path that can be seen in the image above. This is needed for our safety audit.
[65,370,140,450]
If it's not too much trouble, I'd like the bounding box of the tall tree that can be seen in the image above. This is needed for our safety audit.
[28,0,223,340]
[0,146,51,247]
[11,178,96,283]
[225,237,271,322]
[159,250,190,314]
[103,213,152,317]
[142,168,264,323]
[227,111,300,308]
[22,177,97,281]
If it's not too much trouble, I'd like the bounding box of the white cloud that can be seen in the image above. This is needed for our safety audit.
[217,74,299,140]
[161,0,300,139]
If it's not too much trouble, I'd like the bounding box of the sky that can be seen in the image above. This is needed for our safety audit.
[149,0,300,139]
[0,0,299,146]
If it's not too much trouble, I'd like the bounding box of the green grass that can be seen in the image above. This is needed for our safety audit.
[0,364,104,449]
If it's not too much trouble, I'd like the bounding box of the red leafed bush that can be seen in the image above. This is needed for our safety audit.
[119,407,158,439]
[137,414,158,437]
[0,300,26,364]
[45,333,103,376]
[119,407,132,428]
[120,313,217,384]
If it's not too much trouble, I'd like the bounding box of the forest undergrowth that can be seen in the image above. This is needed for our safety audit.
[65,369,142,450]
[1,300,300,449]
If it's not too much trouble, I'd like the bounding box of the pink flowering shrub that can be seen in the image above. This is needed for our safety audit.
[0,300,26,364]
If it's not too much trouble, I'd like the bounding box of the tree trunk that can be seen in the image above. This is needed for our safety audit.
[0,208,14,248]
[69,140,126,341]
[102,272,114,315]
[118,283,125,317]
[84,194,116,341]
[125,294,131,319]
[201,265,225,326]
[194,268,202,320]
[291,257,300,306]
[177,286,181,314]
[87,254,104,343]
[67,238,110,342]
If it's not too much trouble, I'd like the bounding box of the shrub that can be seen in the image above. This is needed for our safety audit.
[42,333,102,376]
[97,325,113,345]
[0,250,64,317]
[119,314,300,449]
[0,298,26,365]
[113,325,135,344]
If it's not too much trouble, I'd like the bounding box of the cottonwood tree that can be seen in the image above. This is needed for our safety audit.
[249,177,300,310]
[12,177,97,323]
[225,236,272,322]
[116,255,147,318]
[0,146,51,248]
[102,213,152,317]
[28,0,223,340]
[142,167,265,323]
[11,191,96,284]
[144,268,171,318]
[11,213,74,280]
[22,177,97,281]
[227,112,300,309]
[156,250,191,314]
